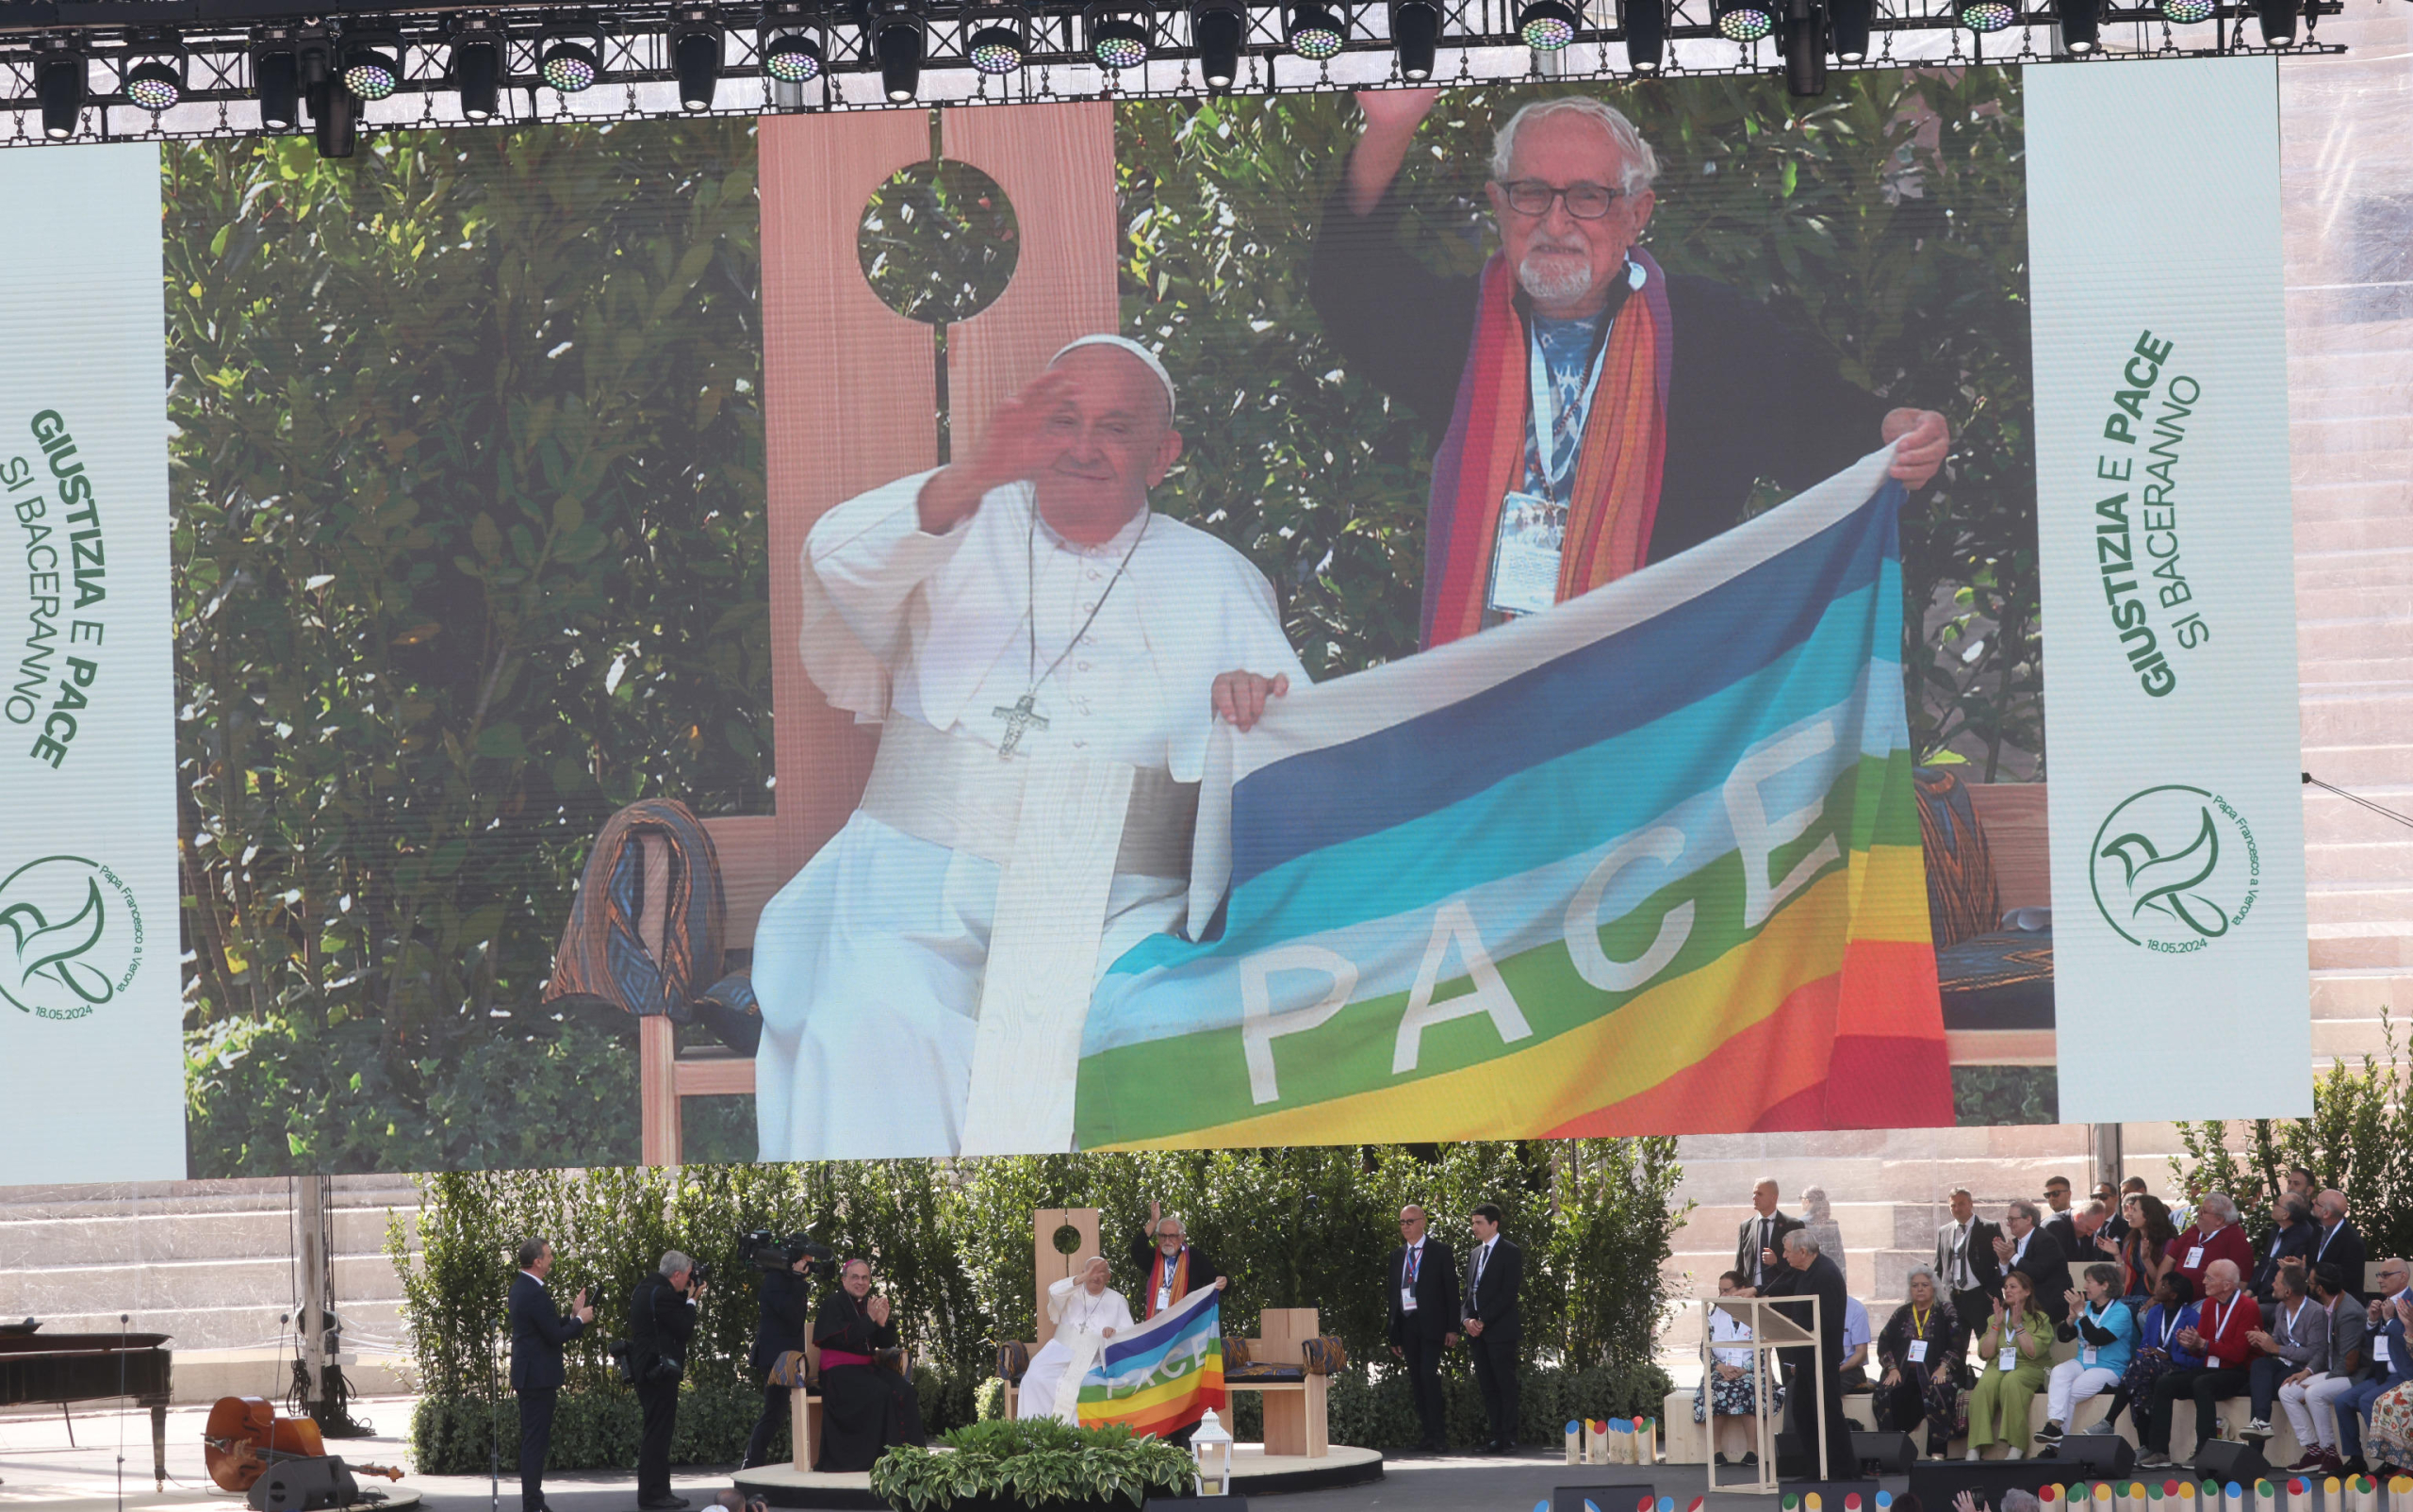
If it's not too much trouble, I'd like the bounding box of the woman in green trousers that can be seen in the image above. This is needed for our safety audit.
[1965,1270,2056,1458]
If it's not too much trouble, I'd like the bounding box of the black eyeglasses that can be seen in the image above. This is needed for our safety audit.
[1498,179,1625,220]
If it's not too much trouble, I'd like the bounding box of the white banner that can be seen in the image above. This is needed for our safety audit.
[2027,58,2309,1122]
[0,144,184,1182]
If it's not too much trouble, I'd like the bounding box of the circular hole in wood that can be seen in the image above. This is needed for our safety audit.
[858,158,1019,325]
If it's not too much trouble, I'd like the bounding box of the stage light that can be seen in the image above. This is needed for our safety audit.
[35,45,84,140]
[2256,0,2297,43]
[761,23,824,81]
[964,7,1028,72]
[540,29,603,91]
[254,36,300,130]
[123,31,185,112]
[1620,0,1666,70]
[1713,0,1775,41]
[1777,0,1822,95]
[670,12,722,108]
[872,2,925,100]
[1387,0,1440,75]
[2050,0,2097,48]
[316,71,356,156]
[1191,0,1245,86]
[1958,0,2016,30]
[1829,0,1871,59]
[2160,0,2213,21]
[1089,4,1154,68]
[339,30,403,102]
[1287,2,1346,58]
[1516,0,1580,48]
[448,21,503,119]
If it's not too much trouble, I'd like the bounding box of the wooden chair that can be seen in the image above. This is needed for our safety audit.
[1224,1307,1331,1459]
[784,1333,921,1473]
[630,102,1120,1166]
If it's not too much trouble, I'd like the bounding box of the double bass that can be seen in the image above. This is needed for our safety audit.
[203,1396,403,1495]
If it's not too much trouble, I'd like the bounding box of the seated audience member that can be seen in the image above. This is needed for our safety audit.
[2338,1257,2413,1476]
[2285,1167,2317,1201]
[2168,1193,2255,1297]
[2360,1356,2413,1477]
[2098,1273,2202,1437]
[2040,1263,2136,1441]
[1964,1270,2054,1460]
[2244,1259,2327,1441]
[2117,1194,2179,1304]
[1876,1266,1967,1460]
[1697,1270,1783,1466]
[2139,1257,2260,1468]
[2309,1190,2368,1302]
[2279,1260,2367,1474]
[2252,1195,2320,1306]
[812,1257,927,1471]
[1843,1294,1874,1390]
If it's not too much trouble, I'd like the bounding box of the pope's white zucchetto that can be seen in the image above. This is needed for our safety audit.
[1050,334,1177,419]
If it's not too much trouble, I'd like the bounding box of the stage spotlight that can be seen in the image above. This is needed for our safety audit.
[965,7,1027,72]
[761,16,825,82]
[2049,0,2098,48]
[1288,2,1346,58]
[1191,0,1245,86]
[540,29,603,91]
[316,72,356,156]
[2160,0,2213,20]
[671,12,723,108]
[1829,0,1870,58]
[1516,0,1580,49]
[35,44,84,140]
[121,30,185,111]
[1777,0,1822,94]
[254,35,300,130]
[1089,3,1154,68]
[1387,0,1440,75]
[1958,0,2015,30]
[1620,0,1666,70]
[871,2,925,100]
[448,21,503,119]
[2256,0,2297,43]
[339,30,403,102]
[1713,0,1775,41]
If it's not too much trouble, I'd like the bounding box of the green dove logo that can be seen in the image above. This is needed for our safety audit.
[0,855,143,1020]
[2089,786,2260,953]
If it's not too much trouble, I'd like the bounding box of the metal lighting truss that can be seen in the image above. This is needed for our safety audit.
[0,0,2342,145]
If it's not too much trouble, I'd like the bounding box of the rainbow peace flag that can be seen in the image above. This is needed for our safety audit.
[1074,448,1951,1144]
[1074,1284,1224,1438]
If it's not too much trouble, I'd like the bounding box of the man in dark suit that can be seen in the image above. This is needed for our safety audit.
[2252,1193,2321,1306]
[1736,1179,1804,1294]
[1461,1203,1523,1454]
[1934,1188,2003,1355]
[1387,1205,1461,1453]
[631,1252,704,1510]
[1762,1229,1854,1480]
[1994,1199,2074,1323]
[2311,1190,2371,1301]
[508,1237,593,1512]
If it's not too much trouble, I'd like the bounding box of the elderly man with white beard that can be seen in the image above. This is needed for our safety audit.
[1309,91,1951,650]
[753,336,1308,1160]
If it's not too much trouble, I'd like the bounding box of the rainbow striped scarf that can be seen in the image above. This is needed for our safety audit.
[1073,447,1950,1145]
[1421,250,1672,650]
[1075,1285,1224,1438]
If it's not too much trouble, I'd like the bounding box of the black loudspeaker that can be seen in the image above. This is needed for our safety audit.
[2039,1434,2137,1475]
[247,1458,359,1512]
[2193,1439,2270,1483]
[1552,1484,1659,1512]
[1910,1458,2061,1510]
[1553,1495,1669,1512]
[1853,1431,1917,1474]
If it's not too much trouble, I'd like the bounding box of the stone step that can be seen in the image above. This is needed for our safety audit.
[2298,742,2413,786]
[2299,512,2413,554]
[2306,839,2413,883]
[2308,970,2413,1017]
[2293,449,2413,487]
[0,1175,419,1222]
[0,1206,414,1270]
[2293,475,2412,523]
[8,1252,408,1322]
[2297,586,2413,625]
[2309,883,2413,927]
[2305,787,2413,840]
[2297,547,2413,593]
[2303,689,2413,747]
[2290,349,2413,391]
[2311,929,2413,970]
[2289,414,2413,455]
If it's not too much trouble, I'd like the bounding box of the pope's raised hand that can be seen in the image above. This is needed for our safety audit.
[1213,669,1290,732]
[917,369,1080,534]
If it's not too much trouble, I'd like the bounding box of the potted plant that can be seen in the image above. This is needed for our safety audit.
[868,1418,1200,1511]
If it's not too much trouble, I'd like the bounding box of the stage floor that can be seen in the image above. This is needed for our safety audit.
[730,1443,1384,1508]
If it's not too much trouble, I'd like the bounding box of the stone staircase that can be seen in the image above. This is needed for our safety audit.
[0,1175,422,1405]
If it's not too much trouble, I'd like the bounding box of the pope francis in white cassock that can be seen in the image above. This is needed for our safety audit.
[1017,1257,1134,1423]
[752,336,1309,1160]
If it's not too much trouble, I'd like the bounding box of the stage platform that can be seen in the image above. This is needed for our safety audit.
[730,1444,1383,1507]
[0,1487,420,1512]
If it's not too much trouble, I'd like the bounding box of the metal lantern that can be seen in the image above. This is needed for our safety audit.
[1190,1406,1234,1496]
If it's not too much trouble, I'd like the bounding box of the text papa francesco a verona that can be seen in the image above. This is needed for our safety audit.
[2091,330,2208,699]
[7,411,109,767]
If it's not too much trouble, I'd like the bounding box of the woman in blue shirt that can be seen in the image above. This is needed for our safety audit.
[2093,1272,2201,1437]
[2041,1263,2139,1440]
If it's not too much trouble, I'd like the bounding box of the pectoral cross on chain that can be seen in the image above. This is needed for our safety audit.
[991,691,1049,759]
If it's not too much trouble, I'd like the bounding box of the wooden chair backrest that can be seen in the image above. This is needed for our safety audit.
[1967,782,2050,912]
[1034,1208,1104,1330]
[1247,1307,1320,1364]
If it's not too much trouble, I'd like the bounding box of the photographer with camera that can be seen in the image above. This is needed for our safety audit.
[627,1252,704,1510]
[742,1236,826,1471]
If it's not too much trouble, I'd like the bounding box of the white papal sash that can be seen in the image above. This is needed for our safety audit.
[857,716,1198,1154]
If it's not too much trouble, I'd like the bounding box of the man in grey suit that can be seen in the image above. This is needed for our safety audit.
[1736,1177,1804,1293]
[2244,1259,2329,1443]
[1935,1187,2003,1355]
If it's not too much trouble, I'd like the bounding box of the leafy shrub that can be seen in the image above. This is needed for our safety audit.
[869,1419,1194,1511]
[410,1383,775,1474]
